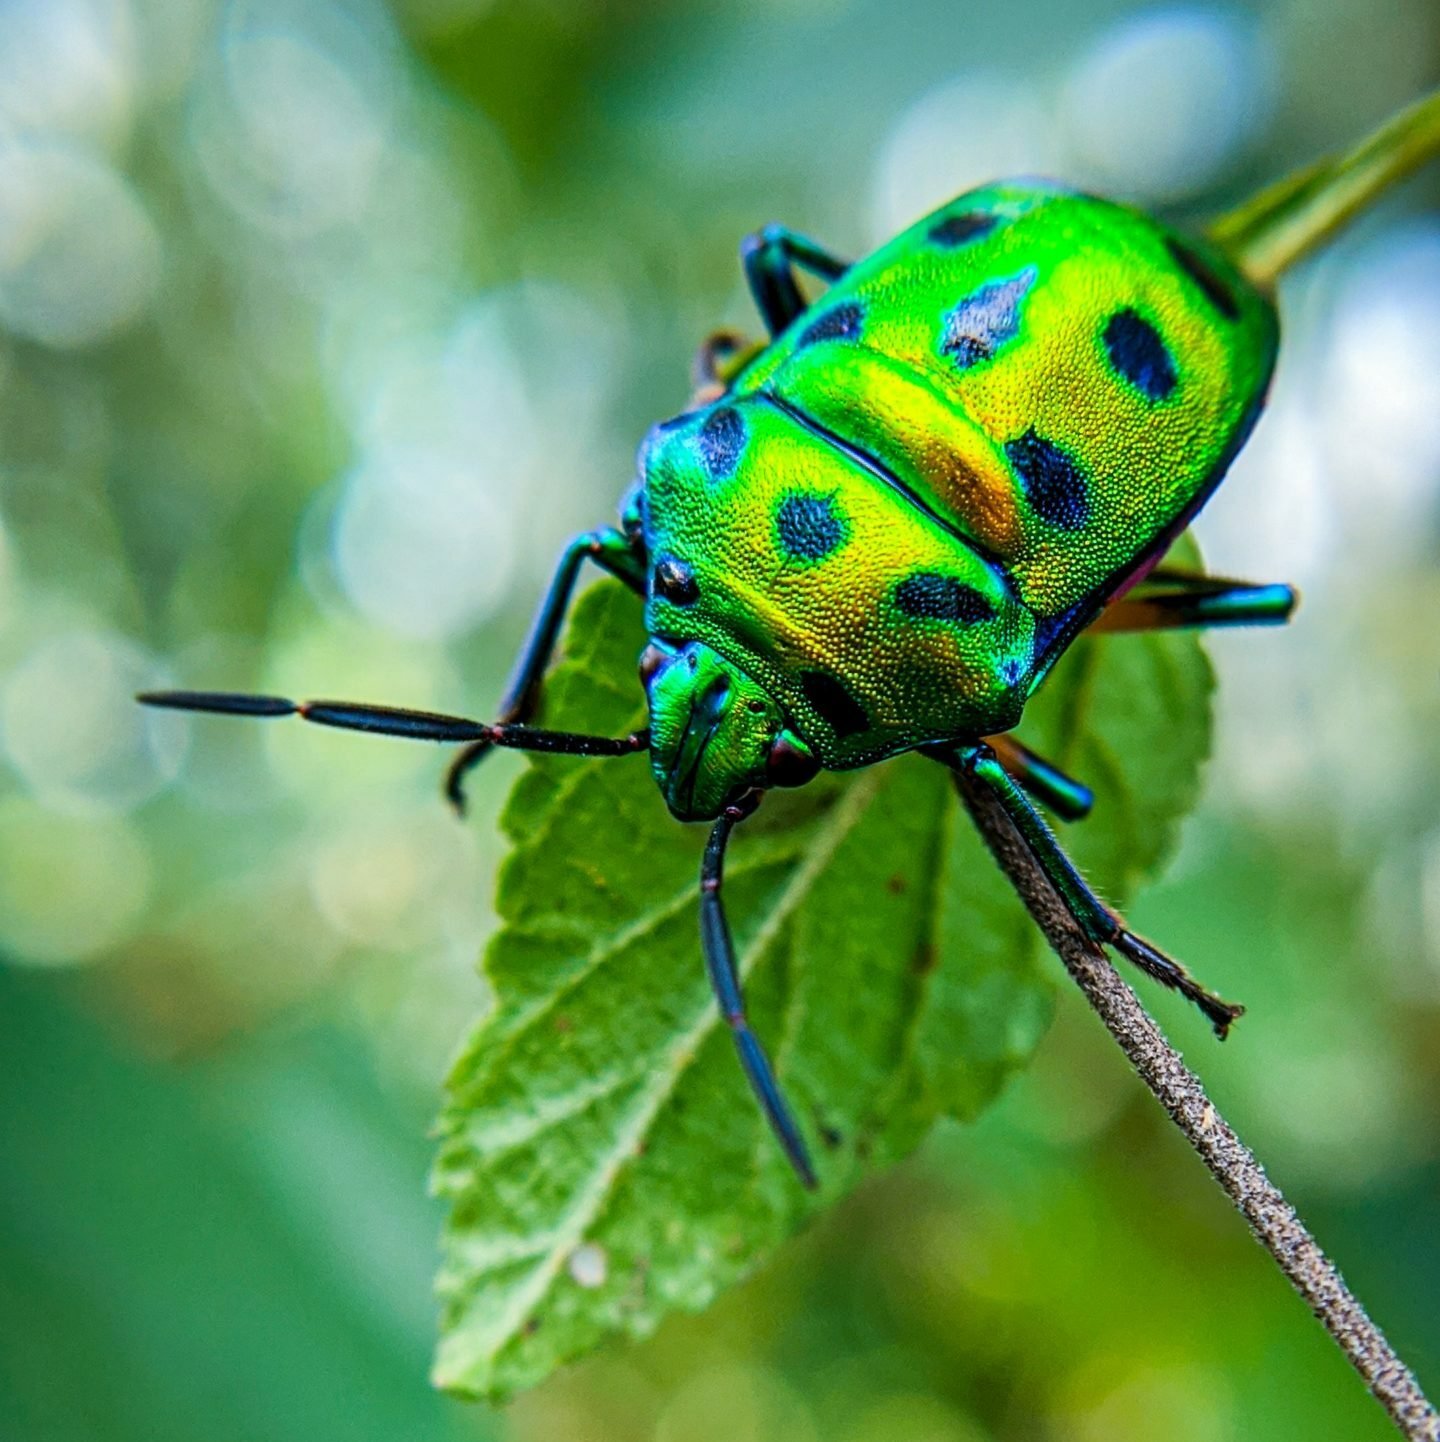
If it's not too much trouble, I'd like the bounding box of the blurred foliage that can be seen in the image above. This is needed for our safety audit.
[1,0,1438,1439]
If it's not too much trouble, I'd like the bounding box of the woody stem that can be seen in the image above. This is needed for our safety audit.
[952,763,1440,1442]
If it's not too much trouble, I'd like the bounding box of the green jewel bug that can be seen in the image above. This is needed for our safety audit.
[142,91,1440,1191]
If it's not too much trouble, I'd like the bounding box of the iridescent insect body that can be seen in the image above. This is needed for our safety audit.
[142,100,1440,1190]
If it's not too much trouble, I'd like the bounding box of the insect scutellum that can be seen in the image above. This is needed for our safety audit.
[140,90,1440,1191]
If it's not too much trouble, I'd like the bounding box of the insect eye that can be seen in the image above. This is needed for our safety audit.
[766,729,820,788]
[654,556,700,606]
[638,643,670,685]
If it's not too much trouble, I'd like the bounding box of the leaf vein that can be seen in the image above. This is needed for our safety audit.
[475,770,884,1364]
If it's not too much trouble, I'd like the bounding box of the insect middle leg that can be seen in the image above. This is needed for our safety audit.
[1092,573,1297,634]
[933,742,1244,1037]
[445,527,648,812]
[739,224,850,335]
[700,796,818,1190]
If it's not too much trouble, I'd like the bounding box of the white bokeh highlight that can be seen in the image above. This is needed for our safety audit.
[0,0,139,152]
[870,72,1065,240]
[1317,223,1440,561]
[1059,8,1272,200]
[0,139,161,347]
[1,629,186,813]
[331,443,517,639]
[188,22,393,240]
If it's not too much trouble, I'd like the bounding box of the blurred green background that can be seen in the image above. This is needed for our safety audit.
[1,0,1438,1438]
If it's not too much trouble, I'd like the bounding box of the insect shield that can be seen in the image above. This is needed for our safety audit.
[142,89,1440,1190]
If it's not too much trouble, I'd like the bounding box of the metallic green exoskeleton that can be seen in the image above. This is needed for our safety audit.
[140,92,1440,1189]
[638,183,1277,814]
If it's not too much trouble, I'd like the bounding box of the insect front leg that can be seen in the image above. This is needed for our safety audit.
[445,526,647,812]
[1091,572,1297,634]
[739,224,850,335]
[700,796,818,1190]
[934,743,1244,1037]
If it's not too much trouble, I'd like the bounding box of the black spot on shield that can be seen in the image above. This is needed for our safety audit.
[798,670,869,738]
[895,573,997,624]
[797,300,863,348]
[929,211,998,248]
[776,493,845,560]
[1005,429,1091,531]
[697,405,746,480]
[1103,308,1177,402]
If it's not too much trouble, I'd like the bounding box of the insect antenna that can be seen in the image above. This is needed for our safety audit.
[137,690,649,756]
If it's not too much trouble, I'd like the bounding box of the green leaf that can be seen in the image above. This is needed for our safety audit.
[432,546,1213,1400]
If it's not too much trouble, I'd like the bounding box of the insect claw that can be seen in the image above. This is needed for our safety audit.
[444,739,497,815]
[1114,930,1245,1040]
[445,777,470,818]
[1208,1000,1245,1041]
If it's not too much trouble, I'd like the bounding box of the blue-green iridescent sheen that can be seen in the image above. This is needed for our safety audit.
[638,183,1278,817]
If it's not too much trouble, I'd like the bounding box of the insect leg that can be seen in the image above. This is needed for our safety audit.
[985,733,1094,822]
[700,799,818,1190]
[138,690,650,755]
[691,328,762,398]
[445,527,648,812]
[1092,574,1296,633]
[936,743,1244,1037]
[739,224,850,335]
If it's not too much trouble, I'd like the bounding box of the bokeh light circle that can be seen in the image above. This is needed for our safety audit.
[0,138,161,347]
[1059,8,1272,200]
[330,444,518,639]
[1,628,186,814]
[188,10,397,239]
[870,72,1063,240]
[0,0,138,152]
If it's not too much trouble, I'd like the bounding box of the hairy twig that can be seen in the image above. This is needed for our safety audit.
[951,767,1439,1442]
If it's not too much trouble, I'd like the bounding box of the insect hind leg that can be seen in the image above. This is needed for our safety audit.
[936,743,1243,1037]
[691,329,763,402]
[1092,573,1297,634]
[985,733,1094,822]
